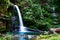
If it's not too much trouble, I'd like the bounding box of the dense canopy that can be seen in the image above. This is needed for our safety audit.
[0,0,60,32]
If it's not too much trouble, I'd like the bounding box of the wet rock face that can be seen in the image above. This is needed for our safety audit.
[55,28,60,33]
[10,0,18,5]
[40,0,50,6]
[28,35,37,40]
[49,28,60,34]
[0,14,8,33]
[0,21,6,32]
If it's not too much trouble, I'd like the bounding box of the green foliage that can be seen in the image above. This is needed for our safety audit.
[20,0,53,30]
[0,0,60,31]
[0,34,12,40]
[37,34,60,40]
[0,34,60,40]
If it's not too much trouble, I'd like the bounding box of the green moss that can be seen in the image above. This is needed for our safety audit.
[37,34,60,40]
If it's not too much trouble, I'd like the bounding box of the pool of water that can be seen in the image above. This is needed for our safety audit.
[8,30,43,40]
[11,34,38,40]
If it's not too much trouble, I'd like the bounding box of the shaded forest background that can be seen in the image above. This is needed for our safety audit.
[0,0,60,32]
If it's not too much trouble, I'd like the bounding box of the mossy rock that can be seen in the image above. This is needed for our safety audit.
[0,21,6,32]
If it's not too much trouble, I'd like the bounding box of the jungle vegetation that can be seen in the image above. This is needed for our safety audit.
[0,0,60,32]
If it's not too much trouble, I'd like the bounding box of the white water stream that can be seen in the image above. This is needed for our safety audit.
[14,5,27,32]
[52,6,57,17]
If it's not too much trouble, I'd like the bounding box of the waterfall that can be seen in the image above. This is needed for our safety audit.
[52,6,58,25]
[52,6,57,17]
[13,5,43,40]
[14,5,27,32]
[14,5,28,40]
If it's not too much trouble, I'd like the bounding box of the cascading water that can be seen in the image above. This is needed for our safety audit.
[52,6,58,25]
[14,5,28,32]
[51,0,58,25]
[52,6,56,17]
[14,5,29,40]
